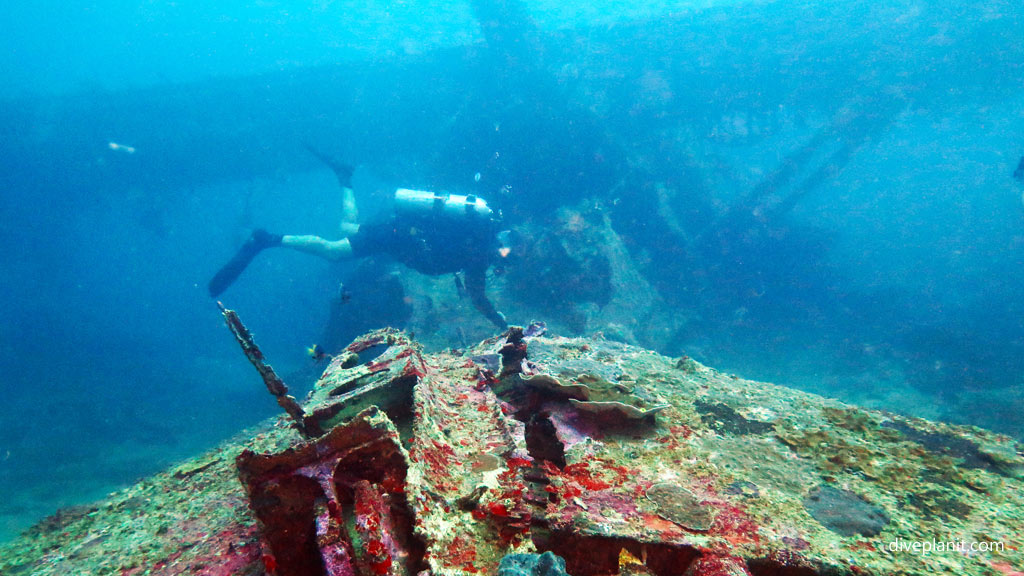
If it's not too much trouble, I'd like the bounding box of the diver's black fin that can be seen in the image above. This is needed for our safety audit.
[208,230,280,297]
[304,144,354,188]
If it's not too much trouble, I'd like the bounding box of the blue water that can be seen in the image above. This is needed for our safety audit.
[1,0,1022,543]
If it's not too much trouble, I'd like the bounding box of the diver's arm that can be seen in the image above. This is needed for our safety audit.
[281,235,354,261]
[465,267,508,330]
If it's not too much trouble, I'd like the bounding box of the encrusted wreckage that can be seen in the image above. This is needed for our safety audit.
[2,327,1023,576]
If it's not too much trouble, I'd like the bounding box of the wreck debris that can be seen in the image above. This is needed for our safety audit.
[4,331,1024,576]
[217,301,309,437]
[406,340,535,572]
[525,413,567,468]
[302,329,425,436]
[499,326,529,377]
[236,406,424,576]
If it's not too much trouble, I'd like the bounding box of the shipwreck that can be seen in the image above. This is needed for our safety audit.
[1,319,1021,576]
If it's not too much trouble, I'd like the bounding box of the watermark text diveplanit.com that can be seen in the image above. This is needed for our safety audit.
[885,538,1009,554]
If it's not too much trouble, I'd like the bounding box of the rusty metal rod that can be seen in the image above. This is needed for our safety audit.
[217,301,309,438]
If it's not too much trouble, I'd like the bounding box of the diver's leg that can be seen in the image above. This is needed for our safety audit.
[303,144,360,235]
[208,231,355,297]
[281,235,354,261]
[340,186,359,236]
[208,229,283,297]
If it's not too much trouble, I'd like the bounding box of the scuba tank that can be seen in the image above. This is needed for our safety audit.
[394,188,495,220]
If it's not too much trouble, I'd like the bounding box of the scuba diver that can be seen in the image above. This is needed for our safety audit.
[208,149,509,329]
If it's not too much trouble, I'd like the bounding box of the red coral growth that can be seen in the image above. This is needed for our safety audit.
[486,502,510,517]
[641,512,686,540]
[561,462,611,491]
[462,455,533,547]
[444,535,478,571]
[366,358,393,373]
[412,440,460,493]
[262,553,278,574]
[475,368,499,390]
[658,435,682,449]
[366,540,387,556]
[414,440,457,474]
[352,481,397,576]
[403,358,427,378]
[671,425,694,439]
[709,503,761,547]
[380,471,405,495]
[370,556,393,575]
[506,457,533,470]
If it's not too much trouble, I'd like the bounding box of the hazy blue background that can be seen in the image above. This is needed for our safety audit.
[1,0,1022,542]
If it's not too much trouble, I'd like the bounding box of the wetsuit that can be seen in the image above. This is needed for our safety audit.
[348,213,507,329]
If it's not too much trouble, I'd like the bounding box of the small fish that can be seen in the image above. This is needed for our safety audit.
[474,172,482,182]
[306,344,327,362]
[108,141,136,154]
[338,283,352,304]
[1014,156,1024,183]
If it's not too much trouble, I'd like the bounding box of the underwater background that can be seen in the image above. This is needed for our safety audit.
[0,0,1022,543]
